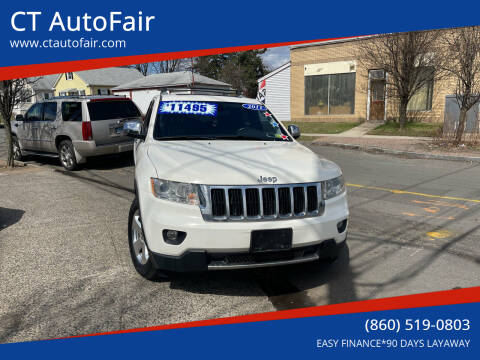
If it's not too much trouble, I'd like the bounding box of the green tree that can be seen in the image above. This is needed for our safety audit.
[194,50,269,98]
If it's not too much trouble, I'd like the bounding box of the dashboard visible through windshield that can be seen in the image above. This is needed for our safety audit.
[153,101,292,141]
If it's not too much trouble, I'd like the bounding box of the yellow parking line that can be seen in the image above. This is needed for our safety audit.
[347,183,480,204]
[426,229,453,239]
[411,200,469,210]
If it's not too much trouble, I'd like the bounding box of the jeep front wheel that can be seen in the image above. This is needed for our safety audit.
[128,198,159,280]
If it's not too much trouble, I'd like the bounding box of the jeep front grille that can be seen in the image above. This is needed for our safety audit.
[211,189,226,216]
[200,183,324,221]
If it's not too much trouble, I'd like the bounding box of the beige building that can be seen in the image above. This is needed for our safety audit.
[290,37,455,123]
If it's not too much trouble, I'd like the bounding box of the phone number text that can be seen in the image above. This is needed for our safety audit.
[365,319,470,333]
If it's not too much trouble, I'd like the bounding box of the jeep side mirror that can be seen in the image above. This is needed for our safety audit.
[123,120,146,140]
[287,124,301,139]
[15,114,24,122]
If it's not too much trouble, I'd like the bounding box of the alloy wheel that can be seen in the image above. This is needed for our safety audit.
[12,139,22,160]
[131,209,149,265]
[60,145,74,168]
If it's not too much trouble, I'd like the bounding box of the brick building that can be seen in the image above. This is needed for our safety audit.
[290,36,456,124]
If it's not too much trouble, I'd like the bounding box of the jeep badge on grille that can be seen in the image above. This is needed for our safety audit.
[258,176,278,184]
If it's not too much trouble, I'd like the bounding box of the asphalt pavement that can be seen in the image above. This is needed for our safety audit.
[0,135,479,343]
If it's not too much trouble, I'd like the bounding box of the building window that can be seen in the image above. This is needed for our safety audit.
[407,67,434,111]
[407,83,433,111]
[44,93,52,100]
[65,72,74,80]
[97,88,109,95]
[305,73,356,115]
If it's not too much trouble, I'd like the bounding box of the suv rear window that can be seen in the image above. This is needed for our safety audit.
[62,102,82,122]
[87,100,140,121]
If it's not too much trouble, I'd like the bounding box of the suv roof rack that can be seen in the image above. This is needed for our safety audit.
[49,95,127,100]
[164,87,242,97]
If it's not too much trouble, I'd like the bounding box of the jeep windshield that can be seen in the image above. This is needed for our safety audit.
[153,101,292,141]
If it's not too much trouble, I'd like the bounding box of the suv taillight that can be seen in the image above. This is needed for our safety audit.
[82,121,93,141]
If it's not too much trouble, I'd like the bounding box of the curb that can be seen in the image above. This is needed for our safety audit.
[302,133,432,140]
[14,159,29,166]
[313,141,480,163]
[0,159,28,167]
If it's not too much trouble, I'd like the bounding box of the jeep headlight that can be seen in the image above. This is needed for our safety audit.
[150,178,204,205]
[324,175,345,200]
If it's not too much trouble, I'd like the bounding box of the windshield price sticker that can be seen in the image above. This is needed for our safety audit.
[159,101,218,116]
[242,104,267,111]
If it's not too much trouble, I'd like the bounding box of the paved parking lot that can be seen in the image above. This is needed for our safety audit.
[0,131,479,343]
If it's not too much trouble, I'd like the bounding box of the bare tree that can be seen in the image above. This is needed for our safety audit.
[442,26,480,144]
[127,59,188,77]
[219,61,247,94]
[0,78,38,167]
[129,64,149,76]
[151,59,186,73]
[357,31,446,128]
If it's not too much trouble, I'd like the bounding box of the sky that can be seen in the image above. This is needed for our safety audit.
[261,45,290,71]
[141,45,291,75]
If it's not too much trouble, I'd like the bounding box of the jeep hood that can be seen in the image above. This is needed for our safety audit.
[147,140,341,185]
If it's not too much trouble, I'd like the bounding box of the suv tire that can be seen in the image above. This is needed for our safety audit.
[128,197,159,280]
[58,140,78,171]
[12,135,24,161]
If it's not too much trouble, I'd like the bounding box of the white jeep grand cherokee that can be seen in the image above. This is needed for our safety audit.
[125,94,349,279]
